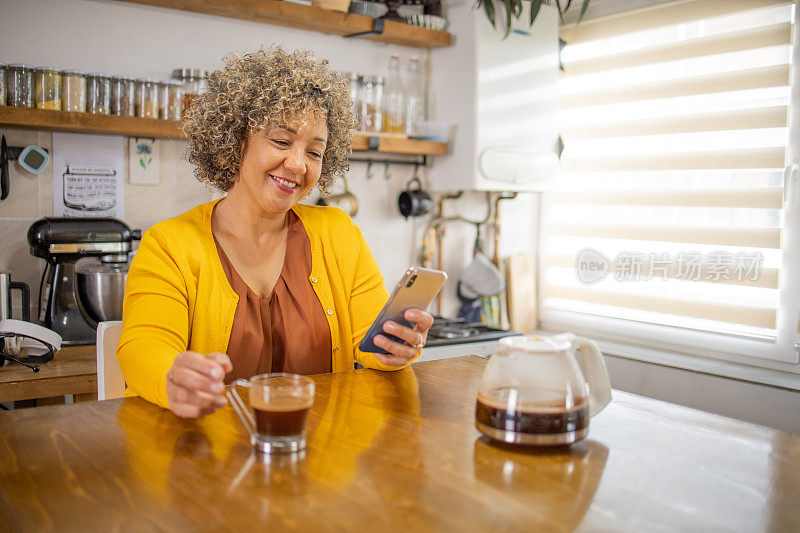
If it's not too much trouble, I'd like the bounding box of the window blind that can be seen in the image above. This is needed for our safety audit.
[542,0,800,364]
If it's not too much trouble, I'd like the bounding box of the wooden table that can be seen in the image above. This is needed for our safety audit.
[0,345,97,404]
[0,356,798,531]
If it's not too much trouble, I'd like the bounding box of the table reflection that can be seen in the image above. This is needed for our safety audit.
[115,366,423,511]
[116,399,251,501]
[306,366,421,487]
[767,433,800,531]
[472,437,609,531]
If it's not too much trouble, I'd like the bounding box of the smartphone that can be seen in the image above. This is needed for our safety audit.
[359,266,448,354]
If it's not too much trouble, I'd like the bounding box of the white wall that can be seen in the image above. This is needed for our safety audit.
[0,0,539,318]
[604,354,800,435]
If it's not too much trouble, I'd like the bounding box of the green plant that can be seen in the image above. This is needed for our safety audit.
[474,0,591,38]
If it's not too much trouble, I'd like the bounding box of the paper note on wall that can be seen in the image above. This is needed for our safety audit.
[129,138,159,185]
[53,133,125,218]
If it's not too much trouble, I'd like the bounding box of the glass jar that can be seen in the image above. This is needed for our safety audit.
[160,80,183,120]
[135,78,159,118]
[196,69,209,95]
[157,81,168,119]
[110,76,135,117]
[34,67,61,110]
[61,70,86,112]
[0,64,6,106]
[360,75,384,132]
[172,68,207,116]
[343,71,362,128]
[6,64,34,108]
[86,73,111,114]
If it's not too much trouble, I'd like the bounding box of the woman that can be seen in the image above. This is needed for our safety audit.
[117,46,433,418]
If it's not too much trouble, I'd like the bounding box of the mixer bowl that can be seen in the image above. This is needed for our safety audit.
[75,261,129,325]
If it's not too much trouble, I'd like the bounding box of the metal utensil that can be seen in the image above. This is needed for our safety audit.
[75,260,129,326]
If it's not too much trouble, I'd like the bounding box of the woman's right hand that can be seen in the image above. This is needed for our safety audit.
[166,351,233,418]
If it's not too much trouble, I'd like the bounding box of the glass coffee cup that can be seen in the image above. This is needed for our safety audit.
[476,333,612,446]
[227,373,315,454]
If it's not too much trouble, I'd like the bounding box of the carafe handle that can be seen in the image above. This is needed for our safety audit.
[10,281,30,322]
[225,379,256,441]
[569,335,612,417]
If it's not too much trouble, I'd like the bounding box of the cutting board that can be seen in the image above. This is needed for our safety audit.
[506,252,538,333]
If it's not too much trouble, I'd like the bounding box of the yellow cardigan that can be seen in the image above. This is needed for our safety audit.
[118,199,412,409]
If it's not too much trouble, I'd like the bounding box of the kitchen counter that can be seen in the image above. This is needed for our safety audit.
[0,344,97,403]
[0,356,798,531]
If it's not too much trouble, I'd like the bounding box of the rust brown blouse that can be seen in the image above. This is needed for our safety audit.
[215,211,332,382]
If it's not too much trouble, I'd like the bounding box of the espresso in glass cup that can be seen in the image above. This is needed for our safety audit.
[227,373,315,454]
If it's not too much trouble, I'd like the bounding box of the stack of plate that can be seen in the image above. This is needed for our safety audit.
[397,4,423,18]
[406,14,448,31]
[347,0,389,18]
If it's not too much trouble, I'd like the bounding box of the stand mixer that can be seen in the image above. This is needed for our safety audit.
[28,218,141,345]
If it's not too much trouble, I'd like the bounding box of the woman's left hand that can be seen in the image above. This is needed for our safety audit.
[373,308,435,367]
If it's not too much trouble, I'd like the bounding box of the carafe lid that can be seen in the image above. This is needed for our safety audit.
[498,334,572,353]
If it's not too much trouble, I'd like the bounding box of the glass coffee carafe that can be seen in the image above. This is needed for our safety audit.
[476,333,612,446]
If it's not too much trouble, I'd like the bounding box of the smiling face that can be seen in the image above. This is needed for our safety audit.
[229,108,329,218]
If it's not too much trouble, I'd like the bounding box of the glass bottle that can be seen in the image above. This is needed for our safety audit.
[404,56,425,136]
[360,75,384,132]
[86,73,111,114]
[383,53,405,133]
[34,67,61,110]
[61,70,87,112]
[6,64,34,108]
[110,76,135,116]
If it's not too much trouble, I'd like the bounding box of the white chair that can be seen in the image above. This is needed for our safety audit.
[96,321,125,400]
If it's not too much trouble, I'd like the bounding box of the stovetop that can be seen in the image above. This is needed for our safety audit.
[425,317,521,347]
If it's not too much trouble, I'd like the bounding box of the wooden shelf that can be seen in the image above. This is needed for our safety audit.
[352,133,447,155]
[0,107,184,139]
[0,108,448,156]
[120,0,452,48]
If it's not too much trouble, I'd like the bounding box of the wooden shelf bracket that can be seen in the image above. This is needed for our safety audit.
[343,18,385,38]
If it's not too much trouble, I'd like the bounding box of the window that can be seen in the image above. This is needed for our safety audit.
[542,0,800,367]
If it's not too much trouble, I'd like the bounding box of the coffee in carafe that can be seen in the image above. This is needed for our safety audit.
[476,390,589,440]
[476,334,611,446]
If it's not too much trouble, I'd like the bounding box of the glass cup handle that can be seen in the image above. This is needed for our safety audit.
[571,335,612,417]
[226,379,256,440]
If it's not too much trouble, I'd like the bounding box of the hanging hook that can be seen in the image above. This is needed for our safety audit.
[412,163,421,183]
[473,222,485,256]
[383,161,391,181]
